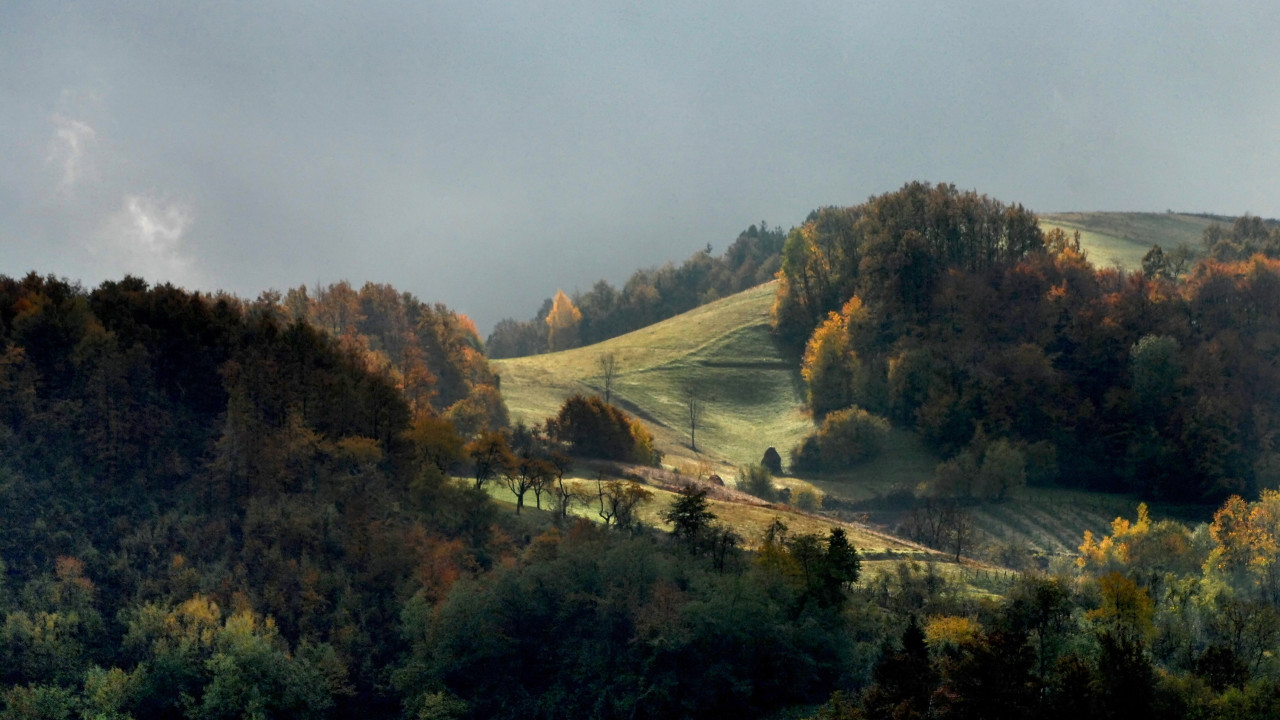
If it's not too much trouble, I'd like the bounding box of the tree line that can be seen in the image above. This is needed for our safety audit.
[258,280,509,436]
[486,223,785,357]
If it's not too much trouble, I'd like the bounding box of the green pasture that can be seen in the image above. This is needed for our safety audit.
[494,282,812,471]
[1039,211,1217,271]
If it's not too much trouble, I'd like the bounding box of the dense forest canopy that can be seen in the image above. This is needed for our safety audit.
[0,272,872,718]
[261,281,508,436]
[779,182,1280,504]
[0,274,507,717]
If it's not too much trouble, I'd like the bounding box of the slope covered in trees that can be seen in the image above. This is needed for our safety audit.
[0,274,516,716]
[266,281,508,435]
[780,182,1280,504]
[6,187,1280,718]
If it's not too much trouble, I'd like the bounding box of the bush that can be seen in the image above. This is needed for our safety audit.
[794,487,823,511]
[547,394,659,465]
[791,406,890,474]
[931,438,1026,501]
[737,463,776,501]
[628,418,662,466]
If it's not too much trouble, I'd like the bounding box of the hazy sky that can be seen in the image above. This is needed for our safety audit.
[3,1,1278,331]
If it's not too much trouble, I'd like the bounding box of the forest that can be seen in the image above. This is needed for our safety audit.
[780,182,1280,504]
[4,182,1280,718]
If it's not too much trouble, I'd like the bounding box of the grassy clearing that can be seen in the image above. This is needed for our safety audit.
[494,282,811,471]
[1039,211,1217,271]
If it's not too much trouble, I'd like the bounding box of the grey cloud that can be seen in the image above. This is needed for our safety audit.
[47,114,96,190]
[2,1,1278,331]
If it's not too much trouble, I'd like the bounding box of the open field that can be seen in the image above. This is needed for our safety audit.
[1039,211,1218,270]
[494,282,812,472]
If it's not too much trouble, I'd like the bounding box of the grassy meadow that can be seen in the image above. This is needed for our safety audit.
[492,284,939,555]
[1039,211,1216,270]
[494,282,811,473]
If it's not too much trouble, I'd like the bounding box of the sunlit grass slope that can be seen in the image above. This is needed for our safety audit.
[494,282,811,470]
[1040,211,1217,270]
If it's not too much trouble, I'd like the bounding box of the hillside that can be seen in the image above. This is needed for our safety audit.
[1039,211,1217,269]
[0,272,937,718]
[494,277,1144,565]
[494,283,955,558]
[494,282,809,470]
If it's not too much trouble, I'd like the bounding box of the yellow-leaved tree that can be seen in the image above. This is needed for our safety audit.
[545,290,582,352]
[1206,490,1280,603]
[800,296,865,418]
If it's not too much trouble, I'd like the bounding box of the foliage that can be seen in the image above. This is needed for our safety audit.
[594,477,652,532]
[778,183,1280,502]
[932,437,1027,501]
[736,463,776,501]
[0,273,501,716]
[793,486,823,512]
[661,485,718,554]
[546,394,660,465]
[800,297,867,418]
[773,182,1044,343]
[464,430,514,490]
[272,280,508,435]
[404,527,850,719]
[1202,214,1280,261]
[791,406,890,474]
[756,520,861,611]
[544,290,582,352]
[13,194,1280,719]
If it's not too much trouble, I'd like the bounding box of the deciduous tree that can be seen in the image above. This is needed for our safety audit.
[545,290,582,352]
[597,352,619,405]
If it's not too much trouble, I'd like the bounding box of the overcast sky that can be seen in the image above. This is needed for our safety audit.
[3,1,1278,332]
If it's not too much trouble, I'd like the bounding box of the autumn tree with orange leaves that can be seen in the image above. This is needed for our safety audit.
[545,289,582,352]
